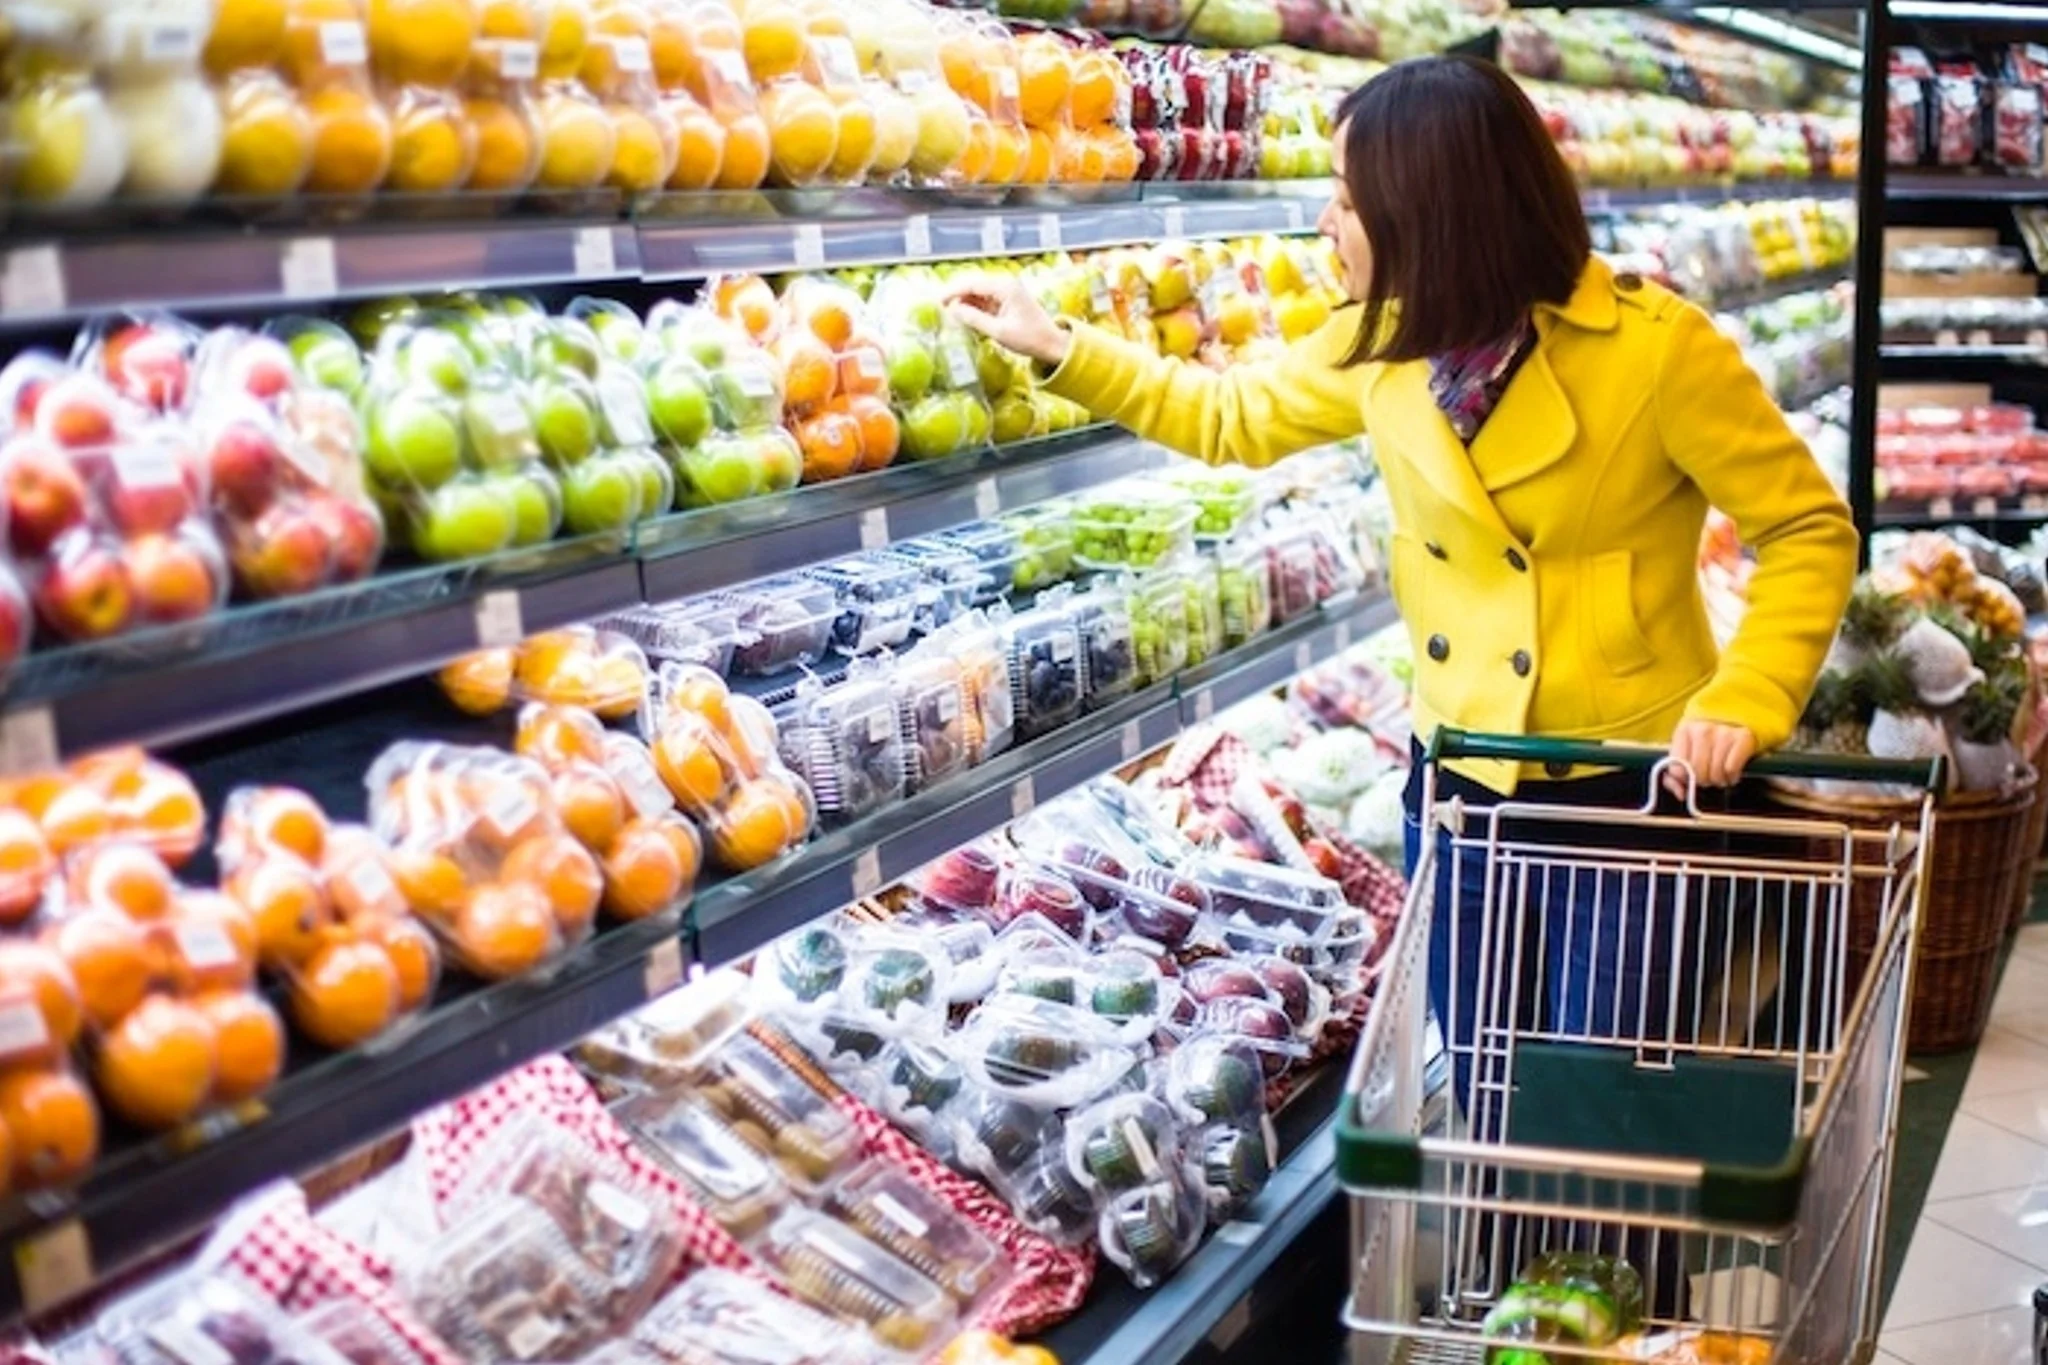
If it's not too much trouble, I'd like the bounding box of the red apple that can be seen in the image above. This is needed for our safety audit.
[101,325,190,413]
[33,374,119,451]
[104,441,195,537]
[124,531,216,623]
[231,504,331,599]
[1,437,89,558]
[207,418,284,517]
[224,336,297,403]
[305,496,382,582]
[36,535,133,640]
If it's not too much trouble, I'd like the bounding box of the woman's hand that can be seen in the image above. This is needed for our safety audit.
[1665,720,1757,796]
[945,275,1071,367]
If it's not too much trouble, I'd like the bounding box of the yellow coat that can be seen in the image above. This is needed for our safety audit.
[1043,255,1858,791]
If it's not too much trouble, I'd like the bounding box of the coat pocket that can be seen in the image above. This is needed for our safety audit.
[1588,550,1656,677]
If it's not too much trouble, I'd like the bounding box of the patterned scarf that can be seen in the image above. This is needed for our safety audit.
[1427,318,1536,443]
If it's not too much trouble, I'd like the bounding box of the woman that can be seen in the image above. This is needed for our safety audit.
[948,57,1855,1096]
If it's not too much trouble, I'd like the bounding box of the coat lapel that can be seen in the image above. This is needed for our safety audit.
[1466,340,1577,494]
[1366,359,1516,544]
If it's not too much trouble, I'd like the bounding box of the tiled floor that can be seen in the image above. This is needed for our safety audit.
[1880,922,2048,1364]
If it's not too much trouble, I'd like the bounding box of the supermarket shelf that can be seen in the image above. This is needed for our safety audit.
[1704,264,1852,311]
[0,586,1393,1326]
[1874,501,2048,527]
[1886,171,2048,203]
[1579,180,1855,212]
[0,426,1153,763]
[1881,343,2048,367]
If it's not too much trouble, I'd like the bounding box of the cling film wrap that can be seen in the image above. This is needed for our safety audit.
[459,13,545,194]
[578,6,681,193]
[866,270,994,461]
[777,276,901,482]
[643,662,815,872]
[283,0,396,197]
[645,299,802,506]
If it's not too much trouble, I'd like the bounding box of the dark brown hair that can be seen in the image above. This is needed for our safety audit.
[1334,56,1591,365]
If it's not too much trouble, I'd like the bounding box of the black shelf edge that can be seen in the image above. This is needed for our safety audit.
[1886,171,2048,203]
[0,587,1390,1327]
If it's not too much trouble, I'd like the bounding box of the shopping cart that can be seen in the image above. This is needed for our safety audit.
[1337,730,1942,1365]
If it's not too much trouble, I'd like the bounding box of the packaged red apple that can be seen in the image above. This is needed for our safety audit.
[866,270,994,462]
[78,316,203,417]
[643,662,815,872]
[777,664,908,826]
[365,740,595,978]
[880,538,985,632]
[644,300,801,506]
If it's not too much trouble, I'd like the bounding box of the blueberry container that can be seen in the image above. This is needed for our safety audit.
[936,520,1028,605]
[804,555,923,655]
[716,576,842,676]
[1001,604,1084,739]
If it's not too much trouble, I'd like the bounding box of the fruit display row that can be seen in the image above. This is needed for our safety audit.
[1887,44,2048,174]
[1497,7,1832,114]
[1877,401,2048,511]
[1598,196,1854,304]
[1881,295,2048,348]
[1717,285,1854,414]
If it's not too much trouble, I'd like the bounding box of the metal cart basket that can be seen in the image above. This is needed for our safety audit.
[1338,731,1942,1365]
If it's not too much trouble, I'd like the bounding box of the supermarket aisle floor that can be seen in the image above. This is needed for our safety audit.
[1879,923,2048,1365]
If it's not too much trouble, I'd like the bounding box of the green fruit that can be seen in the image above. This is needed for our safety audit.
[646,361,713,446]
[398,330,474,396]
[462,388,539,471]
[531,318,602,378]
[283,324,364,394]
[755,430,801,492]
[346,297,419,346]
[530,378,600,466]
[958,393,992,447]
[991,393,1043,445]
[684,436,762,505]
[367,393,462,491]
[885,342,935,403]
[412,481,516,561]
[710,362,782,430]
[560,454,642,534]
[624,448,674,520]
[900,394,967,460]
[505,468,562,546]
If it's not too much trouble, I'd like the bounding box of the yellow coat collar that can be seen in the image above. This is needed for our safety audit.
[1533,254,1621,335]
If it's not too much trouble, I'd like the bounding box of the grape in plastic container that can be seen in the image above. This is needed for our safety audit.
[999,503,1075,592]
[602,600,749,675]
[632,1267,848,1365]
[1259,519,1321,623]
[1171,553,1224,667]
[1211,534,1272,646]
[643,663,815,871]
[1071,481,1197,571]
[711,574,840,676]
[756,1207,957,1353]
[1123,565,1190,686]
[1001,600,1084,739]
[881,538,984,631]
[613,1091,791,1241]
[1057,582,1137,708]
[777,665,909,825]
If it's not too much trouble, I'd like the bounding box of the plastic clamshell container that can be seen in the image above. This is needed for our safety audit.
[877,1038,971,1137]
[696,1031,862,1191]
[756,1208,957,1355]
[755,923,855,1013]
[293,1297,435,1365]
[717,576,842,676]
[633,1267,848,1365]
[1193,1118,1276,1218]
[1163,1030,1270,1127]
[1261,524,1322,623]
[1000,504,1076,592]
[826,1163,1014,1305]
[1161,466,1258,541]
[892,652,972,794]
[804,555,923,655]
[986,1143,1101,1246]
[613,1095,790,1242]
[883,539,988,630]
[1098,1178,1208,1289]
[781,673,908,825]
[405,1197,616,1362]
[1212,536,1274,648]
[1070,482,1199,570]
[1125,568,1191,686]
[957,994,1143,1109]
[936,520,1028,604]
[1002,604,1084,739]
[93,1274,354,1365]
[1064,1093,1184,1196]
[905,841,1007,920]
[1188,851,1347,940]
[602,602,749,675]
[1178,555,1226,667]
[916,916,1000,1001]
[1192,995,1312,1076]
[841,930,952,1035]
[576,966,755,1088]
[1064,584,1138,708]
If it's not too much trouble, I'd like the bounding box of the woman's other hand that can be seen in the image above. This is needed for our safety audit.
[1665,719,1758,797]
[945,275,1071,367]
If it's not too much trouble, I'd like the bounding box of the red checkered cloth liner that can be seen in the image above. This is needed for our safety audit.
[407,1054,758,1282]
[216,1186,463,1365]
[829,1094,1096,1337]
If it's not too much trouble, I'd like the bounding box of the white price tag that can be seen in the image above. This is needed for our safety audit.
[858,506,889,549]
[1935,329,1962,349]
[867,706,893,742]
[1968,328,1995,349]
[1284,200,1306,231]
[475,590,524,648]
[734,363,775,398]
[1215,1220,1263,1246]
[813,36,860,85]
[608,36,651,72]
[1088,274,1112,315]
[573,225,617,278]
[1162,206,1186,240]
[1038,213,1062,250]
[0,246,65,319]
[1335,621,1353,652]
[1120,719,1142,761]
[15,1219,92,1317]
[644,936,685,999]
[973,477,1000,519]
[943,342,978,388]
[1294,640,1313,672]
[0,1001,49,1058]
[112,442,182,491]
[1009,774,1035,820]
[318,19,367,64]
[996,67,1019,101]
[483,785,539,840]
[1193,689,1215,723]
[793,223,827,270]
[498,39,539,78]
[278,433,331,487]
[280,237,339,300]
[980,217,1006,254]
[616,751,672,818]
[1974,496,2000,516]
[2028,329,2047,350]
[851,847,882,898]
[174,924,238,971]
[136,21,204,62]
[0,707,58,776]
[871,1191,930,1239]
[903,214,933,259]
[1929,497,1955,519]
[599,373,653,445]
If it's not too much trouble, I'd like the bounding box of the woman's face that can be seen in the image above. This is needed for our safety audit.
[1319,124,1373,302]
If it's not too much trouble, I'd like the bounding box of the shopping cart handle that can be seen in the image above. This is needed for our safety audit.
[1425,730,1947,792]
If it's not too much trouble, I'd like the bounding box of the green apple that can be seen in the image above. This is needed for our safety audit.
[530,375,600,467]
[958,392,992,448]
[682,436,762,505]
[411,481,516,561]
[977,340,1025,398]
[397,329,474,396]
[346,297,419,346]
[366,390,462,491]
[279,321,364,395]
[646,359,713,447]
[531,318,602,378]
[462,386,540,471]
[754,430,801,493]
[710,360,782,430]
[900,394,967,461]
[560,453,642,534]
[623,448,674,520]
[576,301,645,362]
[504,467,562,546]
[906,299,943,332]
[885,340,935,403]
[990,391,1047,445]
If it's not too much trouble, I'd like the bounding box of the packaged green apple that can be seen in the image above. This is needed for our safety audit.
[588,358,678,527]
[567,297,650,367]
[261,318,368,398]
[643,301,802,506]
[867,269,994,462]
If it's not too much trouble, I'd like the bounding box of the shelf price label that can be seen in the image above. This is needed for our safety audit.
[1284,200,1306,231]
[1037,213,1062,251]
[1335,621,1354,652]
[1192,689,1215,723]
[1929,497,1955,520]
[15,1219,92,1316]
[475,590,524,649]
[973,477,1000,519]
[573,226,617,278]
[858,507,889,550]
[1974,497,2000,517]
[851,847,883,898]
[1120,719,1143,762]
[0,246,65,319]
[1294,640,1314,673]
[903,214,933,259]
[643,936,685,1000]
[280,237,339,300]
[1162,205,1186,240]
[1009,775,1036,821]
[0,707,58,777]
[980,217,1006,255]
[793,224,827,270]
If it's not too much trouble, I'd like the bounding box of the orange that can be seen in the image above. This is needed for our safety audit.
[664,95,725,188]
[737,0,805,82]
[290,937,401,1048]
[239,787,330,866]
[192,991,285,1104]
[0,810,53,924]
[660,1,742,101]
[835,340,885,396]
[454,882,557,977]
[955,115,994,184]
[759,80,837,187]
[580,0,652,92]
[501,834,602,939]
[385,92,479,193]
[664,668,733,731]
[653,719,728,809]
[940,33,992,110]
[323,828,407,923]
[515,703,609,770]
[802,298,855,350]
[364,916,439,1011]
[1021,126,1052,183]
[774,332,835,410]
[1017,38,1070,130]
[986,121,1025,185]
[845,394,898,470]
[708,776,802,871]
[154,892,261,995]
[466,95,541,193]
[67,842,175,921]
[477,0,540,41]
[1068,51,1117,128]
[0,943,80,1064]
[710,275,777,343]
[122,770,206,869]
[45,910,154,1030]
[390,847,469,923]
[226,856,332,971]
[282,0,369,88]
[539,0,591,79]
[714,113,769,188]
[590,653,647,719]
[648,810,702,888]
[533,85,618,189]
[368,0,481,87]
[600,822,683,919]
[0,1067,98,1187]
[216,72,318,198]
[607,102,679,192]
[438,648,515,716]
[304,85,396,196]
[796,411,861,483]
[553,764,627,853]
[95,995,217,1130]
[34,784,112,857]
[207,0,292,76]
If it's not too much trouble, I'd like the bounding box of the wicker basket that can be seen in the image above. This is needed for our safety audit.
[1769,767,2037,1054]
